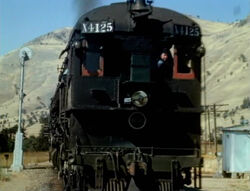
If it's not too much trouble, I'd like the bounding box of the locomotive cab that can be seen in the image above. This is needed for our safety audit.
[66,33,204,110]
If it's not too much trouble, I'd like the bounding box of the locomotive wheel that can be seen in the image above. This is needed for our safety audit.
[75,165,85,191]
[63,165,86,191]
[58,143,66,176]
[51,149,58,169]
[62,166,70,191]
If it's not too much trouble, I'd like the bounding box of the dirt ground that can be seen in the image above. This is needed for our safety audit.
[0,167,63,191]
[1,166,250,191]
[199,177,250,191]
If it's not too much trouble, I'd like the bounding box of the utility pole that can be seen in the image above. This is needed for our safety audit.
[210,104,228,179]
[213,104,218,156]
[11,47,32,172]
[202,56,208,154]
[207,106,212,150]
[206,104,228,156]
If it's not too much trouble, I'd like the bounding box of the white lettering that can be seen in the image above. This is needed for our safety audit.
[81,21,114,33]
[82,23,88,33]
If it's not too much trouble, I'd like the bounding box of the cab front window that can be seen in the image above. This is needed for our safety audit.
[82,51,104,77]
[79,38,104,77]
[173,45,195,79]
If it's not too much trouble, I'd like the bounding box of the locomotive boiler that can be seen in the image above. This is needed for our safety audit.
[49,1,206,190]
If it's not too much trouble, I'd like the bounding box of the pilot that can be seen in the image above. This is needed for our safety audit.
[157,48,173,80]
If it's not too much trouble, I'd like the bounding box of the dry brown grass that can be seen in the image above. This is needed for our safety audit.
[0,152,49,168]
[0,168,11,182]
[201,143,222,156]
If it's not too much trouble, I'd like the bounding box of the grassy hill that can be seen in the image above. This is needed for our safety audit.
[194,17,250,133]
[0,28,71,136]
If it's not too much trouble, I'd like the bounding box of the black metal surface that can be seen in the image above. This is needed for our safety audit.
[74,3,199,34]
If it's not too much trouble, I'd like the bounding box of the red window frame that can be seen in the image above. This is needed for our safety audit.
[82,56,104,77]
[172,48,195,79]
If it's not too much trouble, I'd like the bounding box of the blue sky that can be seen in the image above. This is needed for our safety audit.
[0,0,249,56]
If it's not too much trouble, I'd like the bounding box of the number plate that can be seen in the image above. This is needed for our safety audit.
[81,21,114,33]
[174,24,200,37]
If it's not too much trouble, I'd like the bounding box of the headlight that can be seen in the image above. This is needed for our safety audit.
[131,91,148,107]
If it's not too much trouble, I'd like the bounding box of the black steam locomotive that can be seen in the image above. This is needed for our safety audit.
[49,1,205,191]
